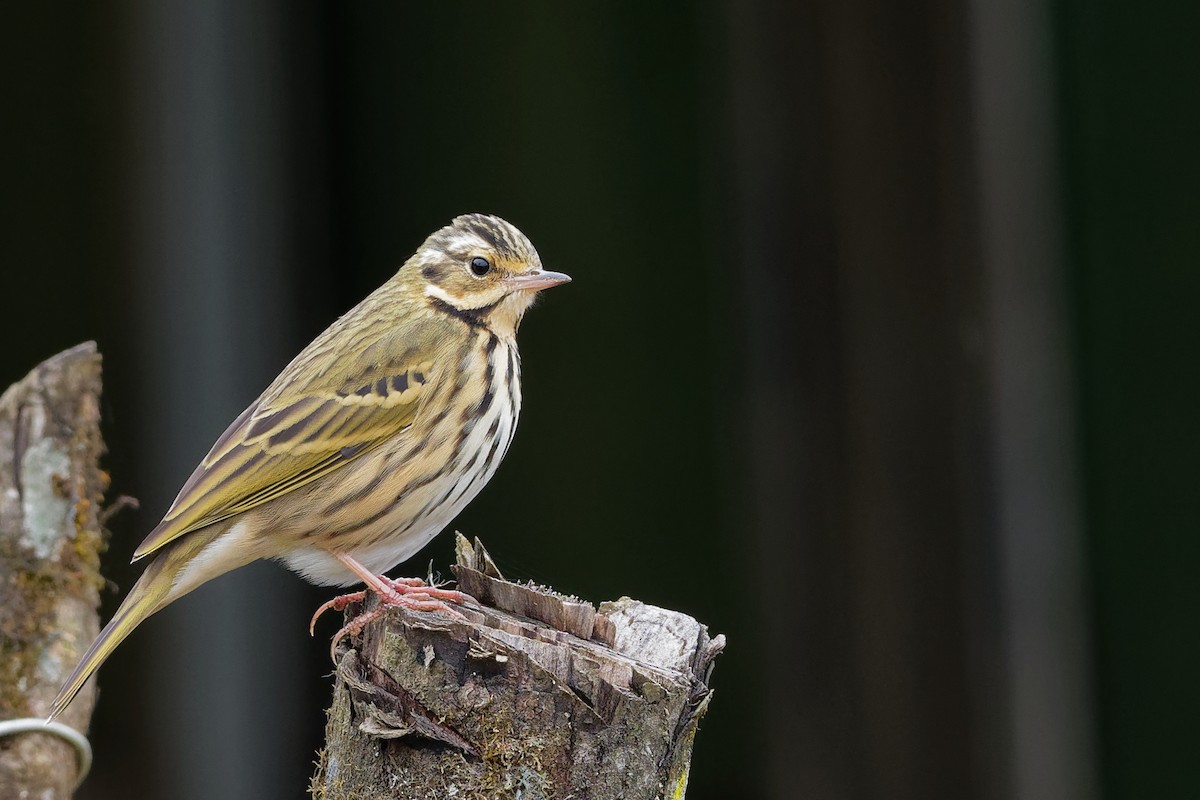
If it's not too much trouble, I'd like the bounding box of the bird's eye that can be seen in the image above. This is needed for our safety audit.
[469,256,492,277]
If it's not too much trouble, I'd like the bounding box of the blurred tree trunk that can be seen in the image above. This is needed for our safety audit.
[727,1,1000,798]
[0,343,107,797]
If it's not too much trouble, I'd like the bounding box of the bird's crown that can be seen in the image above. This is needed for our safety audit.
[422,214,540,268]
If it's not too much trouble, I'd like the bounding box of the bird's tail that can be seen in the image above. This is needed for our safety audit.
[47,522,239,722]
[48,550,179,721]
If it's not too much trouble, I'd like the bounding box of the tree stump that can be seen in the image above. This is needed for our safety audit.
[0,343,108,797]
[313,535,724,799]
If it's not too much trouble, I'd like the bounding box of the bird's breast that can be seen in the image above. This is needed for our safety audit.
[280,331,522,585]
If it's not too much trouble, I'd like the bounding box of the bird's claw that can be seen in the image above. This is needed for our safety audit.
[312,576,477,661]
[309,590,368,635]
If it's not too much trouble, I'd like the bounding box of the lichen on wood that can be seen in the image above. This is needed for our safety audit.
[0,343,109,797]
[312,534,724,800]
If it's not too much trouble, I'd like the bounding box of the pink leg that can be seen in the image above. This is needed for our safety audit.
[310,554,477,656]
[308,590,368,635]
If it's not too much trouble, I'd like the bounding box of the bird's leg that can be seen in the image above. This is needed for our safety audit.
[340,555,478,611]
[310,554,478,657]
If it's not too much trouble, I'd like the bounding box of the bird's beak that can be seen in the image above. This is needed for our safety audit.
[506,269,572,292]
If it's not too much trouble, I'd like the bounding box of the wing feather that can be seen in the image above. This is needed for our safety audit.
[132,359,435,560]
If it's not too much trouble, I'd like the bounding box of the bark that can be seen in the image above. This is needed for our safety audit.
[313,535,725,800]
[0,343,108,797]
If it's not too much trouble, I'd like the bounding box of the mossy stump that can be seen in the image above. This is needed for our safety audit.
[0,343,108,797]
[312,535,724,800]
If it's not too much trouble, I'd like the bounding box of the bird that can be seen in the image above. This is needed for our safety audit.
[49,213,570,720]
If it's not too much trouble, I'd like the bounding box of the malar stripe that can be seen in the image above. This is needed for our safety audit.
[427,297,501,329]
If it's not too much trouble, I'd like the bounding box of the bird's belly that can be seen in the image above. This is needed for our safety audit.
[280,360,520,587]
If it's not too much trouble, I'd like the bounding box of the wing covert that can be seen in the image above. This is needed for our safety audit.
[132,360,434,560]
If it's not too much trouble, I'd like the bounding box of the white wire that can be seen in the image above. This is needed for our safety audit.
[0,717,92,788]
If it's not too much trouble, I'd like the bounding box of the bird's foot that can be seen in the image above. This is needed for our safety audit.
[311,576,478,660]
[378,575,477,607]
[309,590,368,635]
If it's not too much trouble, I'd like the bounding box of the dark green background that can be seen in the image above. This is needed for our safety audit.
[1057,0,1200,796]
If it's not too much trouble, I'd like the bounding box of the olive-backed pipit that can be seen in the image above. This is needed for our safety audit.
[51,213,570,719]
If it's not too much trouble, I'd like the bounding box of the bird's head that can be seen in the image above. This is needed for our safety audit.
[407,213,571,336]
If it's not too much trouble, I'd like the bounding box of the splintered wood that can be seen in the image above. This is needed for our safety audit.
[313,534,724,800]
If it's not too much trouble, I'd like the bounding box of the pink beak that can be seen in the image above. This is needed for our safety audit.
[506,269,572,292]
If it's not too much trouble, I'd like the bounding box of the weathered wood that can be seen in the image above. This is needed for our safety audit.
[313,535,724,799]
[0,343,108,797]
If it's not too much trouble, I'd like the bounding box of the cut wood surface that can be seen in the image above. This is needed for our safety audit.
[0,343,108,798]
[313,534,725,800]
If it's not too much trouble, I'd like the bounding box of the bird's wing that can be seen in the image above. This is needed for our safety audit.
[132,357,437,560]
